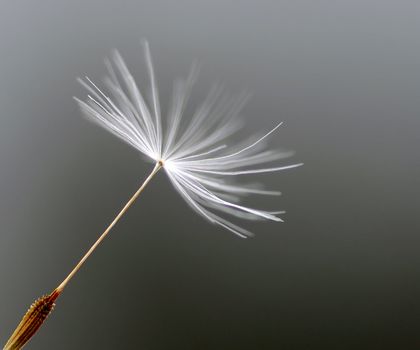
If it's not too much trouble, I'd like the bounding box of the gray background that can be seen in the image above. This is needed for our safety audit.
[0,1,419,349]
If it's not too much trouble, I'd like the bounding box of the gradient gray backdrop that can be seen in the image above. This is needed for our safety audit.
[1,1,419,349]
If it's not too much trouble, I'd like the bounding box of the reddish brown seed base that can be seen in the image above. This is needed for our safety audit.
[3,290,61,350]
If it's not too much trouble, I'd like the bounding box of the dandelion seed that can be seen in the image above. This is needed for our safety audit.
[4,41,301,349]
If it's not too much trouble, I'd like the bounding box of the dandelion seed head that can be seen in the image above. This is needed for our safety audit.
[76,41,302,238]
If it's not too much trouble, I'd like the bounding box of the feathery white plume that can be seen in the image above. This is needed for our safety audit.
[75,41,302,238]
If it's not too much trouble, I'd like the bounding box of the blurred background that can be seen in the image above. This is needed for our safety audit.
[0,1,419,349]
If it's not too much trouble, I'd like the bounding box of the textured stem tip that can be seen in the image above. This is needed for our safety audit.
[3,289,60,350]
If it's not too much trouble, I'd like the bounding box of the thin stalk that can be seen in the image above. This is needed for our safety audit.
[56,161,162,293]
[4,161,162,350]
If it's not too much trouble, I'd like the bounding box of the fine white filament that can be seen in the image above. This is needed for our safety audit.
[75,41,302,238]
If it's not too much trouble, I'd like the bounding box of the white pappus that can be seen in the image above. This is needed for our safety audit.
[75,41,302,238]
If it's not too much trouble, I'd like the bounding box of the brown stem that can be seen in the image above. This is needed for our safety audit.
[56,161,162,293]
[3,162,162,350]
